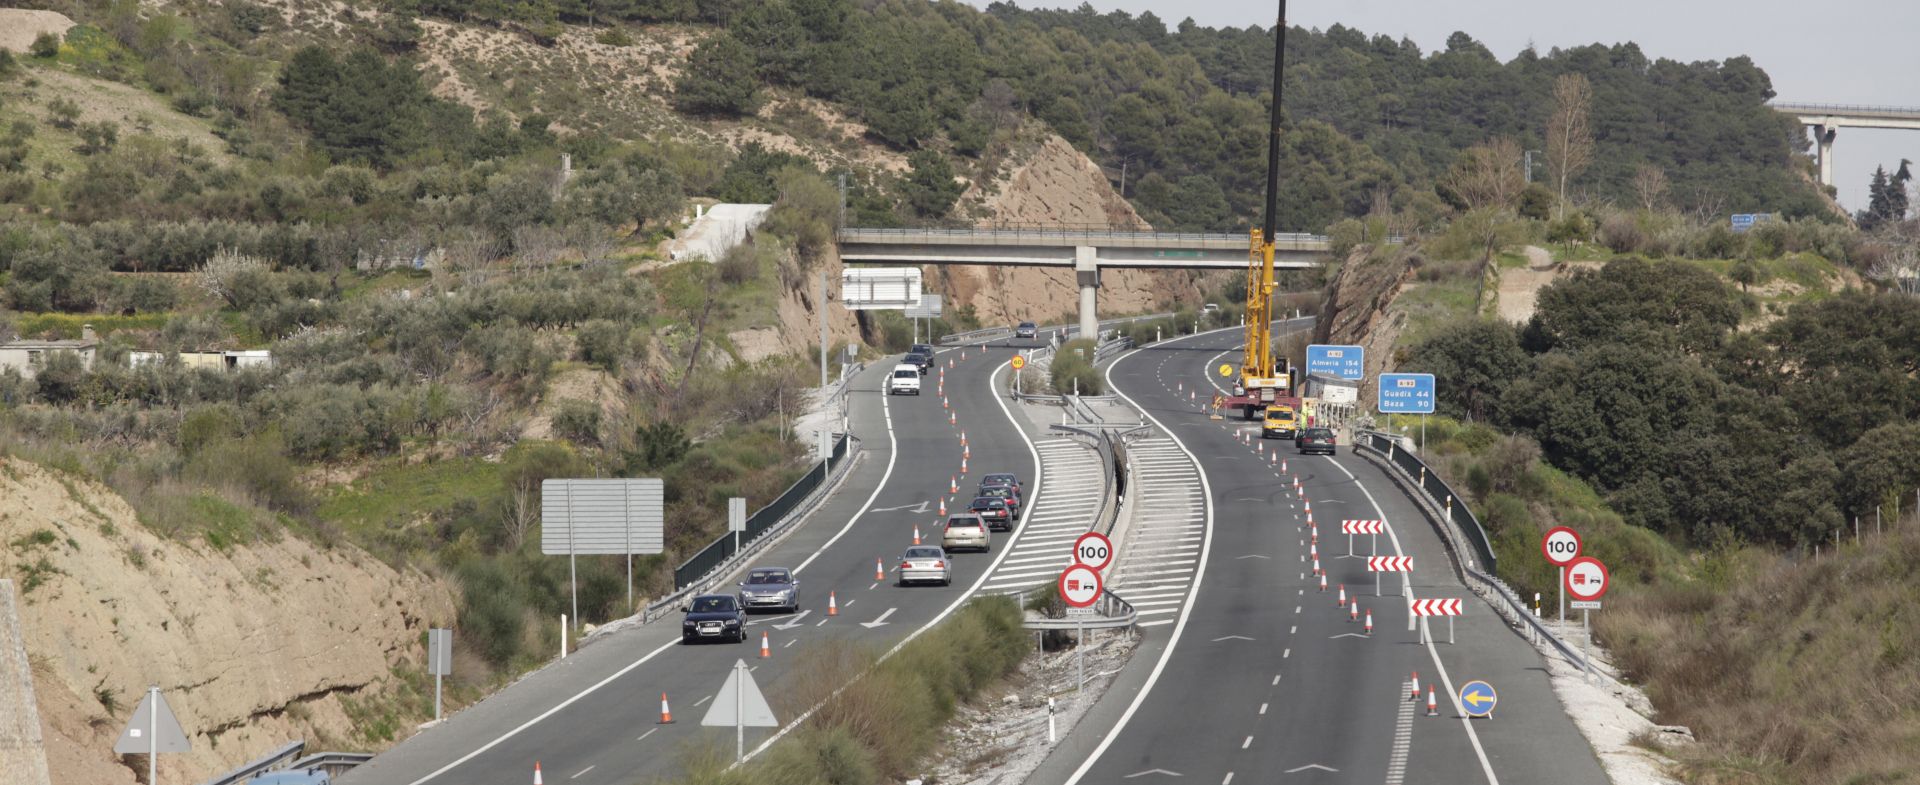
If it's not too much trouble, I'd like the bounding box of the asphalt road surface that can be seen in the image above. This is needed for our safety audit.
[343,334,1060,785]
[1041,324,1608,785]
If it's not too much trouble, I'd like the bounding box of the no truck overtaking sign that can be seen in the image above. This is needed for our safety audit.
[1565,556,1610,602]
[1058,564,1102,608]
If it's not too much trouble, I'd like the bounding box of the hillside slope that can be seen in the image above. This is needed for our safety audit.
[0,457,454,785]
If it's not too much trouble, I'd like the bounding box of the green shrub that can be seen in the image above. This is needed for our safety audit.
[550,400,601,447]
[29,32,59,59]
[1049,338,1103,396]
[574,319,629,370]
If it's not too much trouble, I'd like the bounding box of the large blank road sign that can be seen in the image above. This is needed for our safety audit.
[541,478,665,555]
[905,293,943,319]
[841,268,923,310]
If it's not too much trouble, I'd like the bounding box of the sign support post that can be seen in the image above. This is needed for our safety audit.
[566,485,577,639]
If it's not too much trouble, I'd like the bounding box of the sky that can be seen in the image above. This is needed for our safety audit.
[970,0,1920,213]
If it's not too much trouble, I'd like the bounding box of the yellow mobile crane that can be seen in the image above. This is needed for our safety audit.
[1220,1,1296,420]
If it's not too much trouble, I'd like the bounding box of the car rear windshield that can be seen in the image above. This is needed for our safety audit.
[905,547,943,559]
[971,498,1004,509]
[979,486,1011,498]
[947,518,982,529]
[692,597,735,613]
[1305,428,1334,437]
[894,369,917,378]
[747,570,789,584]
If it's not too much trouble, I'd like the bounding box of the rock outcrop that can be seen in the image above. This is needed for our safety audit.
[1314,246,1417,404]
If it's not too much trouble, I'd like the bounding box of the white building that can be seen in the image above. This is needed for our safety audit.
[0,325,98,380]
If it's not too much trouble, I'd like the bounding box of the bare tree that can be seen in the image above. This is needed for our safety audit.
[1632,164,1669,212]
[196,247,270,307]
[502,480,538,550]
[1546,73,1594,219]
[1444,137,1527,209]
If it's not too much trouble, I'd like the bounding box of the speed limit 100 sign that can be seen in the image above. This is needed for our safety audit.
[1541,526,1582,566]
[1011,355,1027,370]
[1564,556,1610,602]
[1058,564,1102,608]
[1073,532,1113,571]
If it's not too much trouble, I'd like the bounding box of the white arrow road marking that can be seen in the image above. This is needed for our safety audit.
[1284,764,1339,773]
[1329,633,1368,639]
[772,611,811,630]
[860,608,898,628]
[1211,635,1254,642]
[872,501,931,513]
[1124,770,1183,778]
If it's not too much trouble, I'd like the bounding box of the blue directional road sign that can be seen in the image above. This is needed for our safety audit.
[1376,373,1435,414]
[1306,344,1366,380]
[1459,680,1498,718]
[1730,213,1773,233]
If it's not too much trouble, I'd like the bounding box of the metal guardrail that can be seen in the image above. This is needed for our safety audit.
[646,433,857,622]
[1772,101,1920,117]
[937,325,1013,344]
[1025,588,1138,631]
[1351,430,1496,574]
[200,741,306,785]
[285,752,374,776]
[1349,430,1618,684]
[839,226,1331,246]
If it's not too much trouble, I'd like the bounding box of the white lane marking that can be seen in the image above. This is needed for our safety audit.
[784,639,797,648]
[1223,773,1235,785]
[1324,455,1500,785]
[1387,680,1417,785]
[743,353,1045,763]
[636,728,657,742]
[1241,736,1253,749]
[1272,674,1281,686]
[1061,328,1222,785]
[570,765,595,779]
[794,367,901,575]
[1284,648,1291,658]
[694,694,713,706]
[1259,703,1269,715]
[1290,626,1297,634]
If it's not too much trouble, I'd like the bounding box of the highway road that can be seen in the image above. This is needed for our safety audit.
[1035,325,1609,785]
[342,335,1055,785]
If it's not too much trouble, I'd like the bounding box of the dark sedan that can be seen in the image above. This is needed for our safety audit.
[970,497,1014,531]
[976,483,1020,518]
[1295,427,1337,456]
[737,567,800,614]
[904,351,933,374]
[681,594,747,644]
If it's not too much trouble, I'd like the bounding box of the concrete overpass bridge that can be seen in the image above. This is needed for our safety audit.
[835,226,1332,337]
[1773,102,1920,188]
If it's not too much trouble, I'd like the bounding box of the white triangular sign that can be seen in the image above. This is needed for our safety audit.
[114,688,191,754]
[700,660,778,728]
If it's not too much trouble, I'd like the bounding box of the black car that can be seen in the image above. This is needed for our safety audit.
[976,483,1020,518]
[979,472,1021,494]
[737,567,800,614]
[910,343,935,358]
[681,594,747,644]
[904,351,933,374]
[1296,427,1337,456]
[970,497,1014,531]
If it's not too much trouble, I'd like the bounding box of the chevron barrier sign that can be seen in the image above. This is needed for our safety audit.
[1367,556,1413,571]
[1341,520,1384,534]
[1410,599,1463,616]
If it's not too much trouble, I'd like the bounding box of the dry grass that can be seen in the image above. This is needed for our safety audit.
[1599,520,1920,785]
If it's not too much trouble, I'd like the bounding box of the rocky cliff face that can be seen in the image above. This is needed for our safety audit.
[1314,246,1416,405]
[0,458,455,785]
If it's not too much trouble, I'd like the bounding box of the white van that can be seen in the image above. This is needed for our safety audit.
[888,364,921,395]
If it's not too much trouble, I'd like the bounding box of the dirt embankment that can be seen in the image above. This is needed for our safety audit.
[1314,245,1417,403]
[938,133,1217,326]
[0,458,455,785]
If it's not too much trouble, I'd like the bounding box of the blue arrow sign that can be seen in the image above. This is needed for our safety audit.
[1376,373,1435,414]
[1306,344,1366,380]
[1459,680,1498,718]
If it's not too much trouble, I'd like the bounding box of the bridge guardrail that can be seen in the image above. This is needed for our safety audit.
[838,226,1326,245]
[199,741,307,785]
[1771,101,1920,115]
[938,325,1012,344]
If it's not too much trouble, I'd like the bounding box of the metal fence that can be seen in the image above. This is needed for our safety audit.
[672,433,852,590]
[1350,430,1497,576]
[198,742,373,785]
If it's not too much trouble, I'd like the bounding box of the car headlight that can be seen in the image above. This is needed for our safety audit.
[725,619,740,626]
[683,620,695,627]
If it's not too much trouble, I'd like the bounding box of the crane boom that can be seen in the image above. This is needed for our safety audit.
[1236,2,1290,413]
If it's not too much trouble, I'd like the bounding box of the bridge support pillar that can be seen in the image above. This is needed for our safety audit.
[1075,246,1099,340]
[1815,124,1837,189]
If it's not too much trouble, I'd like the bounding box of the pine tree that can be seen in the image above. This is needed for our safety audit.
[1891,159,1913,221]
[1864,166,1891,230]
[672,33,760,117]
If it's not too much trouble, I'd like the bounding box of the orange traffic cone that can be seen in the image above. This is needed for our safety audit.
[1309,543,1318,560]
[760,631,771,658]
[944,396,950,409]
[1365,609,1374,635]
[1282,460,1289,473]
[961,457,968,475]
[1313,558,1321,576]
[1349,601,1359,622]
[1410,672,1421,702]
[913,525,922,545]
[951,476,958,494]
[1311,530,1319,546]
[1318,574,1327,593]
[939,498,947,516]
[949,410,956,425]
[1338,584,1346,607]
[535,761,544,785]
[963,444,970,460]
[829,591,840,616]
[1427,686,1439,717]
[875,559,885,581]
[961,431,968,446]
[659,693,674,724]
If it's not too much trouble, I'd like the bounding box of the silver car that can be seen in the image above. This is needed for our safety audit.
[898,545,951,586]
[737,567,799,613]
[942,514,991,553]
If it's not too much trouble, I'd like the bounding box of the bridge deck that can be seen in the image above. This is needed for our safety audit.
[836,227,1330,252]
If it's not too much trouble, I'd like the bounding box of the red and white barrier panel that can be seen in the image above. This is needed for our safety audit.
[1410,599,1464,616]
[1341,520,1385,534]
[1367,556,1414,572]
